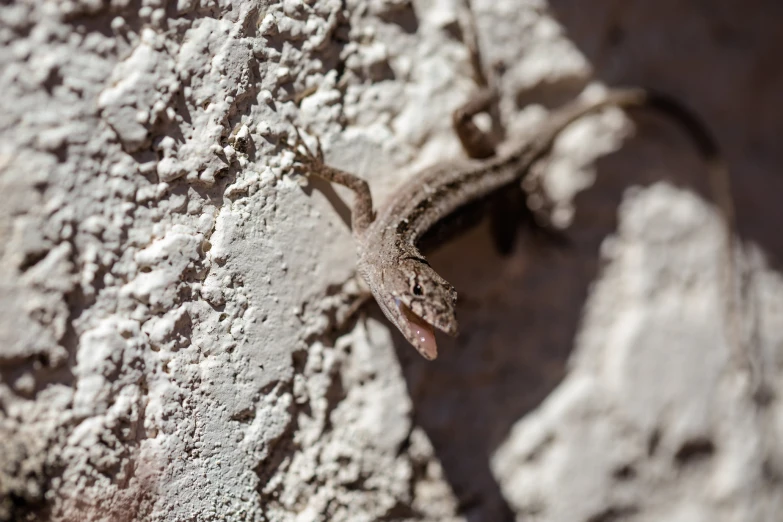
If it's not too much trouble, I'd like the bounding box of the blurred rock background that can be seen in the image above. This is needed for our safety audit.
[0,0,781,521]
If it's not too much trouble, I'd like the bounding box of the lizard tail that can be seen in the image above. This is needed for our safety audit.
[627,89,718,158]
[607,87,735,227]
[609,86,744,375]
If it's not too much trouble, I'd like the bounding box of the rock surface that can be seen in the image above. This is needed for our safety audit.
[1,0,782,521]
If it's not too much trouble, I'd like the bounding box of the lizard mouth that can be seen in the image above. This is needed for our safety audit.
[398,302,438,360]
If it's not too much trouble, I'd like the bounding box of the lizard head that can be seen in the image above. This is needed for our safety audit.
[370,255,458,360]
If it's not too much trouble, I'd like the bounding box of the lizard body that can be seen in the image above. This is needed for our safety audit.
[290,87,730,360]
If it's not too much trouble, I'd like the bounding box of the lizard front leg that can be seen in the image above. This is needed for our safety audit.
[288,126,375,237]
[286,127,376,340]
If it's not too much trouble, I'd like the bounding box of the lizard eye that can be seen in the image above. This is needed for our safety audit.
[413,283,423,296]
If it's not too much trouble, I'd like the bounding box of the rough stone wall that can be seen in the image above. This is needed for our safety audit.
[1,0,782,521]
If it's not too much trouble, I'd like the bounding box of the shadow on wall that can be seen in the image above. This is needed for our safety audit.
[391,1,783,521]
[391,217,591,522]
[549,0,783,267]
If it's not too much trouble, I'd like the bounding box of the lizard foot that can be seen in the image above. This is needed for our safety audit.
[285,122,325,170]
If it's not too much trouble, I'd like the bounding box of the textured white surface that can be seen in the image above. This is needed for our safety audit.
[1,0,782,521]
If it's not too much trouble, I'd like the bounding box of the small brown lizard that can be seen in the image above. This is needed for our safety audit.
[288,87,731,360]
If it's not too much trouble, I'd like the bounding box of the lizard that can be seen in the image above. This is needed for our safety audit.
[287,86,732,361]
